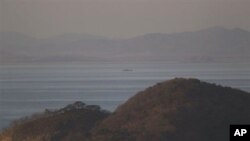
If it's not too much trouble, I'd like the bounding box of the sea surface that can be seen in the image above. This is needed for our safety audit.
[1,62,250,130]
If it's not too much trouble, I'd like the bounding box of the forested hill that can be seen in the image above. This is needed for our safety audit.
[1,78,250,141]
[92,78,250,141]
[0,102,110,141]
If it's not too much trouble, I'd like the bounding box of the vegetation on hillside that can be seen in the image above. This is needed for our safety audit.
[0,102,110,141]
[1,78,250,141]
[91,78,250,141]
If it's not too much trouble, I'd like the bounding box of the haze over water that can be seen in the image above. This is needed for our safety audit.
[1,62,250,130]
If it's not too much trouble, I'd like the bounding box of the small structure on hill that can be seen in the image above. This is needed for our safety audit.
[60,101,86,112]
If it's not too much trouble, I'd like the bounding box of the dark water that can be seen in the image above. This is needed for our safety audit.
[1,62,250,129]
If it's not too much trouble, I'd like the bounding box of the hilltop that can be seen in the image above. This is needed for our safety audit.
[1,78,250,141]
[91,78,250,141]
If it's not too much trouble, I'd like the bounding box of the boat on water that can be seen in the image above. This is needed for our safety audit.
[122,69,133,72]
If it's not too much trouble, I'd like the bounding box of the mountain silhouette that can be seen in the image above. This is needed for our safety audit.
[1,26,250,64]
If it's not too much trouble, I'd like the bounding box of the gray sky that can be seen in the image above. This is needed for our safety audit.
[1,0,250,38]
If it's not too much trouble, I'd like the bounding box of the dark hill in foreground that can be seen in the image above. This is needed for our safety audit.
[91,78,250,141]
[1,78,250,141]
[0,102,110,141]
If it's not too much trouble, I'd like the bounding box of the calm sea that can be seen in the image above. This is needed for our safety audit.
[1,62,250,129]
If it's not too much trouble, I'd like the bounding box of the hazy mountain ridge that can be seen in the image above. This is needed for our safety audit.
[1,27,250,64]
[1,78,250,141]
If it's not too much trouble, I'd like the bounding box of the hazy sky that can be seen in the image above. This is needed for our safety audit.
[1,0,250,38]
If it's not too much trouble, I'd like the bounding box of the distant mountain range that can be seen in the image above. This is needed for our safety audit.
[1,27,250,64]
[1,78,250,141]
